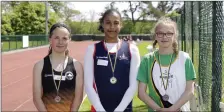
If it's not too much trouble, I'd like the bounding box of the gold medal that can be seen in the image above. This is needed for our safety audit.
[110,77,117,84]
[54,95,61,103]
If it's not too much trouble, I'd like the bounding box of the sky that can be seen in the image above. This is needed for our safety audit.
[69,2,160,21]
[68,2,184,21]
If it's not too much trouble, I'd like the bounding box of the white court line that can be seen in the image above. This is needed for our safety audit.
[2,60,38,75]
[2,75,31,89]
[2,46,48,75]
[2,45,49,55]
[13,97,32,111]
[2,63,32,75]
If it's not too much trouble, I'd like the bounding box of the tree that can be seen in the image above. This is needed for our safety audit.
[120,20,133,34]
[121,1,152,34]
[104,2,118,10]
[1,13,14,35]
[88,10,97,34]
[11,2,46,34]
[165,10,180,18]
[48,1,65,17]
[101,2,119,18]
[63,2,80,22]
[2,2,58,35]
[69,13,87,34]
[48,2,80,22]
[122,1,145,26]
[142,1,181,19]
[1,1,20,13]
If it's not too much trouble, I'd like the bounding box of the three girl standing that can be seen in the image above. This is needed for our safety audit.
[33,9,196,112]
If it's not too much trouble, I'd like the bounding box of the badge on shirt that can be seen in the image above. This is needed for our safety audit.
[65,71,74,80]
[53,75,66,81]
[97,59,108,66]
[119,53,128,60]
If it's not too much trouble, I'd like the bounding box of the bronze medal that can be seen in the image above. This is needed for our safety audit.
[54,95,61,103]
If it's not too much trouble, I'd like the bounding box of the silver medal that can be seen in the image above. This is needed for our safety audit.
[162,94,169,101]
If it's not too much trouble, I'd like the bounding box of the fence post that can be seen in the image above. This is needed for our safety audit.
[16,36,18,50]
[181,2,185,51]
[32,36,33,47]
[9,38,11,51]
[22,35,29,48]
[45,1,49,43]
[1,43,3,51]
[191,1,194,63]
[211,1,223,112]
[198,1,202,99]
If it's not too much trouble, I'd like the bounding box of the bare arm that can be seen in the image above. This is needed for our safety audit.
[114,44,140,111]
[71,60,84,111]
[138,82,162,111]
[32,60,47,111]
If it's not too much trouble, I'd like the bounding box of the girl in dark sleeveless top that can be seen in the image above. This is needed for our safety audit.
[33,23,84,111]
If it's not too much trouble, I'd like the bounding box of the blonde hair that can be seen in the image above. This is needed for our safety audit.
[152,17,179,54]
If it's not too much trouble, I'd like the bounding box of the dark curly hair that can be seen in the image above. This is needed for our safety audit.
[98,9,122,33]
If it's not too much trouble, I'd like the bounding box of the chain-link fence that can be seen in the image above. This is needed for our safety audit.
[174,1,223,111]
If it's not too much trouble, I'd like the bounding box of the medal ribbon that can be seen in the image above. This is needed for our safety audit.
[51,56,65,95]
[104,40,120,78]
[158,52,173,90]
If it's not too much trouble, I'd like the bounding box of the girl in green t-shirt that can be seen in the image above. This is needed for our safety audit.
[137,17,196,111]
